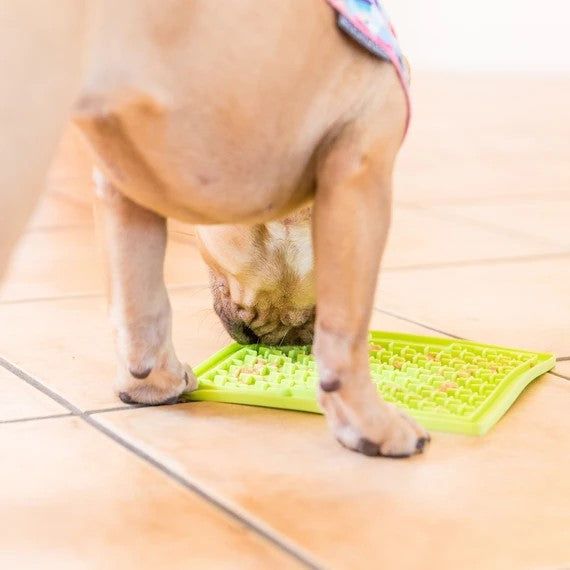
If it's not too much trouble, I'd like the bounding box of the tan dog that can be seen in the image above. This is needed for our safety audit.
[72,0,429,457]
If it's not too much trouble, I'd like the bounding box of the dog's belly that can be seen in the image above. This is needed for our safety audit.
[74,0,363,224]
[75,95,321,224]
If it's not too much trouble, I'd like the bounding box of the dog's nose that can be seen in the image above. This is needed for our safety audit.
[280,308,313,327]
[236,305,257,325]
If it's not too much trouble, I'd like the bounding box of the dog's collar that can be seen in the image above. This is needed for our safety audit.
[326,0,411,135]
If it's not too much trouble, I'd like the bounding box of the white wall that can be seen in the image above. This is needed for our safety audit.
[387,0,570,72]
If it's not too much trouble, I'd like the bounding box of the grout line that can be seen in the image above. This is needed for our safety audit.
[0,356,320,569]
[0,412,73,425]
[374,307,463,339]
[395,192,570,208]
[47,188,93,209]
[556,356,570,361]
[0,291,103,306]
[0,357,84,415]
[0,283,210,307]
[85,404,148,415]
[84,413,321,569]
[419,207,564,248]
[383,250,570,273]
[168,231,197,244]
[550,371,570,381]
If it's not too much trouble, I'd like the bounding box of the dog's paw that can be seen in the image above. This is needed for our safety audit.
[117,361,197,406]
[319,387,429,458]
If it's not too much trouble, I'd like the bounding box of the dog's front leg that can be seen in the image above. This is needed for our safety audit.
[94,171,195,405]
[313,126,429,457]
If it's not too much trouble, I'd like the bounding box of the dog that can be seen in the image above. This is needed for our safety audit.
[22,0,431,457]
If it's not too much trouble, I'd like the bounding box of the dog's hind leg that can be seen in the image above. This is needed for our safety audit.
[94,170,196,405]
[312,93,429,457]
[0,1,87,281]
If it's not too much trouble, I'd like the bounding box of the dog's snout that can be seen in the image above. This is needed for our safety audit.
[209,273,315,346]
[247,307,315,346]
[236,305,257,325]
[280,308,313,327]
[220,321,260,345]
[220,305,315,346]
[240,325,260,344]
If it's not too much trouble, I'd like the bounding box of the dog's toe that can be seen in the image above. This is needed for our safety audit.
[416,436,429,453]
[356,437,380,456]
[118,391,138,405]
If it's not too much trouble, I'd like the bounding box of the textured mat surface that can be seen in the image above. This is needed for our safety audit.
[185,332,555,435]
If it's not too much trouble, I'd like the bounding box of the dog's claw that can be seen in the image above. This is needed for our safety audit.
[356,437,380,456]
[118,391,137,405]
[416,436,429,453]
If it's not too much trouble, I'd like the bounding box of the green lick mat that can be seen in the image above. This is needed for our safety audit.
[184,331,555,435]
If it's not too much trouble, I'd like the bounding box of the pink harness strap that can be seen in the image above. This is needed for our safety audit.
[325,0,411,135]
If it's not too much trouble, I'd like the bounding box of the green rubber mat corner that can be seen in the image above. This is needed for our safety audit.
[184,331,555,435]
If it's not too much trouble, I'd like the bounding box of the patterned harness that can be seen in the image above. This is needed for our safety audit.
[326,0,410,133]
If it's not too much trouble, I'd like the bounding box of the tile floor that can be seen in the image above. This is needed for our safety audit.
[1,73,569,569]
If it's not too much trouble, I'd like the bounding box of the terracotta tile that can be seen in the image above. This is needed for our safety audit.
[170,203,564,270]
[5,73,567,568]
[396,74,570,205]
[17,198,556,301]
[0,227,208,302]
[0,367,66,422]
[168,219,196,243]
[0,290,221,411]
[382,206,565,269]
[47,128,94,204]
[164,238,210,287]
[436,198,570,248]
[0,417,302,569]
[0,287,447,412]
[0,228,103,302]
[369,308,451,338]
[45,176,94,208]
[375,257,570,355]
[99,375,570,569]
[27,193,93,231]
[168,200,569,268]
